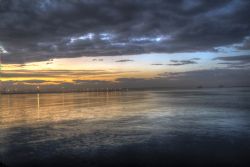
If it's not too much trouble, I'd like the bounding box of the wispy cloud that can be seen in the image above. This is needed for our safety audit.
[167,58,200,66]
[214,55,250,68]
[92,58,103,62]
[214,55,250,62]
[151,63,164,66]
[115,59,134,63]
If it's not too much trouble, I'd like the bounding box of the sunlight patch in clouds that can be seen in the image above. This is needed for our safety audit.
[0,45,8,54]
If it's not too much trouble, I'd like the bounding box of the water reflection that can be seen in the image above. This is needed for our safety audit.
[1,88,250,166]
[37,94,40,118]
[0,91,155,128]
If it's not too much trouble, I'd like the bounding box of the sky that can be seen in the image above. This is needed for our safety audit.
[0,0,250,92]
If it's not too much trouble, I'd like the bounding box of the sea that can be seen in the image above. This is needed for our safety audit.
[1,88,250,167]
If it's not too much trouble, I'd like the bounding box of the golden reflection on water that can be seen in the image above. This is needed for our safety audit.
[0,92,158,129]
[37,93,40,119]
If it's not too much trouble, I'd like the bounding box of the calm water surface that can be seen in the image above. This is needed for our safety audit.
[1,88,250,166]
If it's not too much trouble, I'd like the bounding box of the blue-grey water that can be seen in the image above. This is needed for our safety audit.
[1,88,250,167]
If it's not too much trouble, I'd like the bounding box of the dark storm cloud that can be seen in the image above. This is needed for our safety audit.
[1,0,250,63]
[168,58,200,66]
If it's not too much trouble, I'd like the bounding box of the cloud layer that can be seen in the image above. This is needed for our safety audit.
[2,68,250,93]
[168,58,200,66]
[214,55,250,68]
[1,0,250,63]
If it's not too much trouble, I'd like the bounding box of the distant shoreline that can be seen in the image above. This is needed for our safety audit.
[0,86,249,95]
